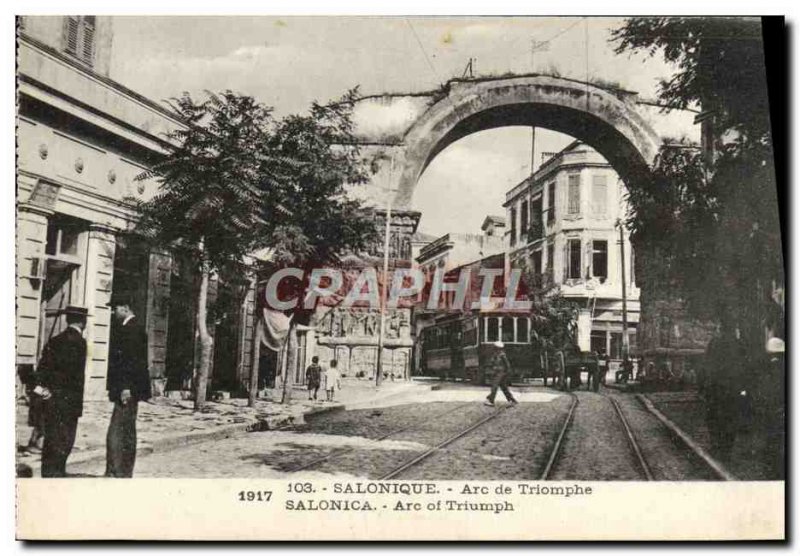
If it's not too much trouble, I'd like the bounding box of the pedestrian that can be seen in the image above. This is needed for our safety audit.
[597,349,610,387]
[18,364,44,454]
[105,294,151,478]
[751,337,785,479]
[616,357,633,384]
[484,341,518,407]
[702,323,750,462]
[324,360,341,402]
[305,356,322,401]
[34,305,88,477]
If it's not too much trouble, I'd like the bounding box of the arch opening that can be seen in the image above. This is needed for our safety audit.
[406,101,654,211]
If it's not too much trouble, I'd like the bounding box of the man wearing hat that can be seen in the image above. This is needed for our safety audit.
[484,341,518,407]
[33,305,88,477]
[105,293,151,478]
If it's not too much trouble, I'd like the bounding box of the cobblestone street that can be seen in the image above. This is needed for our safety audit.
[56,382,739,481]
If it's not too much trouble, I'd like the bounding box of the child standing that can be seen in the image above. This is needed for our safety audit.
[305,356,322,401]
[324,360,341,402]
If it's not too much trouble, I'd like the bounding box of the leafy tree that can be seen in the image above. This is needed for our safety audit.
[134,91,277,410]
[258,89,377,403]
[517,259,580,375]
[135,89,377,408]
[612,17,783,349]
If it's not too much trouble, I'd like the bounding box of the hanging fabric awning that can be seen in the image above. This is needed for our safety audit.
[258,308,292,352]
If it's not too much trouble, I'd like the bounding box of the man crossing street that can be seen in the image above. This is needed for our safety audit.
[484,341,518,407]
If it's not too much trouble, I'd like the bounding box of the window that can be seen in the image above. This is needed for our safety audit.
[567,173,581,215]
[519,200,529,243]
[532,250,542,281]
[45,217,85,259]
[517,318,529,344]
[546,241,554,282]
[486,318,499,343]
[546,182,556,224]
[566,238,582,280]
[64,16,96,66]
[590,331,607,355]
[530,196,543,239]
[502,317,515,343]
[592,174,608,215]
[630,246,636,286]
[592,240,608,281]
[509,207,517,247]
[464,319,478,347]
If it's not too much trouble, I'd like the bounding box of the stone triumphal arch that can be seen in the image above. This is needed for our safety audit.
[314,73,700,380]
[348,74,698,209]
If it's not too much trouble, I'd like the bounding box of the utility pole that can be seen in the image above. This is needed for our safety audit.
[617,219,629,360]
[529,40,548,176]
[376,158,395,387]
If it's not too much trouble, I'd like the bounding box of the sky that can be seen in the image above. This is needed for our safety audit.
[108,16,677,237]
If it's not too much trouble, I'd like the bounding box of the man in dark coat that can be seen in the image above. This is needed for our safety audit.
[105,294,151,478]
[484,341,518,407]
[34,305,88,477]
[703,325,751,462]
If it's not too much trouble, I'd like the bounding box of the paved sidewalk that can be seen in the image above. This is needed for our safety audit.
[16,377,429,476]
[644,390,772,480]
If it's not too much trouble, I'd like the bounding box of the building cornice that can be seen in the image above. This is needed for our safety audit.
[18,33,187,127]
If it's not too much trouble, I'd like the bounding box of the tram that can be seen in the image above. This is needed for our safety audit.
[418,311,598,390]
[419,312,542,384]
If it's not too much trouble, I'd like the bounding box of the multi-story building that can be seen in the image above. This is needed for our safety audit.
[415,216,506,281]
[504,141,639,363]
[16,16,261,399]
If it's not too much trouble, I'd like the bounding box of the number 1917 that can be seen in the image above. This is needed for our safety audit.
[238,490,272,502]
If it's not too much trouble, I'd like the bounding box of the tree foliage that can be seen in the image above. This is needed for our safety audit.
[611,17,771,144]
[612,17,783,343]
[132,89,378,405]
[134,91,277,274]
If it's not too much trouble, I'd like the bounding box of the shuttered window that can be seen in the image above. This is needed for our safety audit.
[64,16,96,66]
[65,17,79,54]
[567,173,581,215]
[592,174,608,215]
[546,182,555,224]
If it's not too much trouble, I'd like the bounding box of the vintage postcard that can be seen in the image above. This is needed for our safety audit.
[14,14,785,541]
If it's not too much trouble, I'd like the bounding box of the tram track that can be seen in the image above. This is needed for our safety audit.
[539,392,578,480]
[608,394,654,480]
[540,389,657,481]
[377,405,510,480]
[288,401,476,473]
[601,389,731,481]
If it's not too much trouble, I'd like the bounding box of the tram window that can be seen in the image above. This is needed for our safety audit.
[517,318,529,343]
[502,317,514,343]
[487,318,499,343]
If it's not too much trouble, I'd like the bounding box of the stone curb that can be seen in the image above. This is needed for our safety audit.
[21,402,346,474]
[636,393,737,481]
